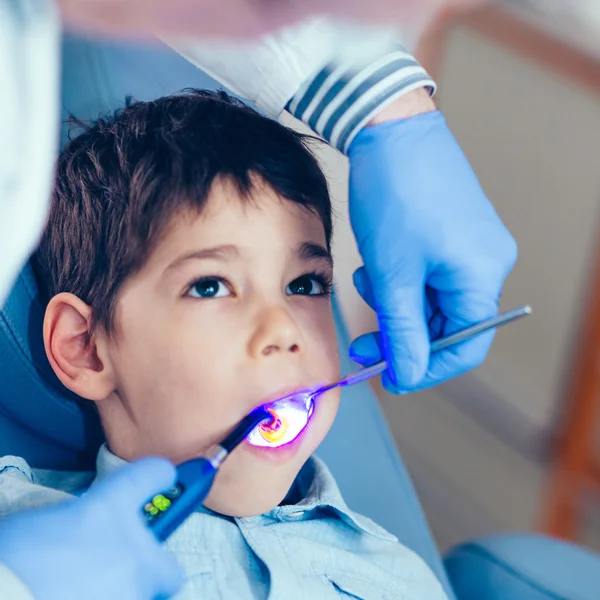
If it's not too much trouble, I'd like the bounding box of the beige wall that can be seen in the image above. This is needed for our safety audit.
[438,25,600,430]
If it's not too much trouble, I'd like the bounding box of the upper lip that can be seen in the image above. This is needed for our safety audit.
[250,384,314,413]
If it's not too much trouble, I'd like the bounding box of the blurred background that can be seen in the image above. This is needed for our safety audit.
[297,0,600,554]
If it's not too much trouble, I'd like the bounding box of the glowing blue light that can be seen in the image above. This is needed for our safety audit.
[246,391,314,448]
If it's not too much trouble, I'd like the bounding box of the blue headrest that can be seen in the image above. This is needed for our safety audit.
[0,264,104,469]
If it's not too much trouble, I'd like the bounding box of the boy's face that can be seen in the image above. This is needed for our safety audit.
[94,178,339,516]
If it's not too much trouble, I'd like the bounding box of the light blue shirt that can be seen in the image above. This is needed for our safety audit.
[0,447,447,599]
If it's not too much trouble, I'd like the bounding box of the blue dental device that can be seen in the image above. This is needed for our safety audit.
[143,305,531,541]
[143,405,272,542]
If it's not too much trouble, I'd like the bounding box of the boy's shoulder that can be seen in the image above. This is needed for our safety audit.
[0,455,92,518]
[305,456,398,541]
[279,456,449,599]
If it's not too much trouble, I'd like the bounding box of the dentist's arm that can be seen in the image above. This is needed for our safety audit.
[0,459,183,600]
[55,0,482,40]
[167,19,517,391]
[0,0,61,305]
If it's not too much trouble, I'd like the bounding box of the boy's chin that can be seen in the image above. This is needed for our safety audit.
[204,474,295,518]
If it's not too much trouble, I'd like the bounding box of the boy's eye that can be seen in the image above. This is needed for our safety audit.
[187,278,231,299]
[286,274,328,296]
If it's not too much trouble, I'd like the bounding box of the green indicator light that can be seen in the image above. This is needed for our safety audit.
[148,505,159,516]
[152,494,172,512]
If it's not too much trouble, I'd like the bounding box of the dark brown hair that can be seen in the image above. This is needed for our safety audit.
[34,90,332,332]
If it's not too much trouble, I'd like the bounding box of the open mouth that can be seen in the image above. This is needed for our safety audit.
[245,390,315,448]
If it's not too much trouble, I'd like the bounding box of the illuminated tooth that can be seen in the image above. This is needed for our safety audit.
[258,409,288,443]
[246,392,313,448]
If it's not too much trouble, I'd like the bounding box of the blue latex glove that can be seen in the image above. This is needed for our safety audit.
[347,110,517,392]
[0,458,183,600]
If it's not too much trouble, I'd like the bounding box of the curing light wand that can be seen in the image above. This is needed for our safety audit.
[142,405,272,542]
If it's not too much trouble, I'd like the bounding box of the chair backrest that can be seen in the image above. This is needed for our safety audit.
[0,33,455,597]
[0,263,103,468]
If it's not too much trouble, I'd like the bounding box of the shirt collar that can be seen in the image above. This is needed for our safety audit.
[93,445,396,543]
[271,455,397,543]
[94,443,127,482]
[93,444,219,518]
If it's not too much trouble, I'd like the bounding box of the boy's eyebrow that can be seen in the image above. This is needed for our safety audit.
[165,244,239,272]
[164,242,332,274]
[298,242,333,267]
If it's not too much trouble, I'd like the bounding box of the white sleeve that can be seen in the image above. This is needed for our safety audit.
[0,0,61,305]
[162,17,436,150]
[0,563,35,600]
[162,17,353,119]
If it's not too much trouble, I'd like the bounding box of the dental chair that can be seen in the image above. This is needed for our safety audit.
[1,33,599,600]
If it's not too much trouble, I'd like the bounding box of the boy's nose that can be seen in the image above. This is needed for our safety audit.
[248,306,302,359]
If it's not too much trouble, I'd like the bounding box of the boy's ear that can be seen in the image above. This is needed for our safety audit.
[43,293,116,401]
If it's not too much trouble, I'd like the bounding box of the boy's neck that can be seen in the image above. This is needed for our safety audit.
[279,480,301,506]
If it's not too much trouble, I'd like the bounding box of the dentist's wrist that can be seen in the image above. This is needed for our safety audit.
[366,87,436,126]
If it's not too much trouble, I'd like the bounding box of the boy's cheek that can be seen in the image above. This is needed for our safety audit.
[306,308,340,379]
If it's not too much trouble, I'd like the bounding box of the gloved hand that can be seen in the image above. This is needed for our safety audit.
[0,458,183,600]
[347,110,517,392]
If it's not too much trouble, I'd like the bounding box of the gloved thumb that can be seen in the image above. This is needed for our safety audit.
[351,261,432,389]
[351,265,431,389]
[90,457,177,512]
[349,331,383,366]
[378,281,430,388]
[353,266,375,310]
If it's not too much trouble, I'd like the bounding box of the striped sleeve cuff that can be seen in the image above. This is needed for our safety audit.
[286,45,436,154]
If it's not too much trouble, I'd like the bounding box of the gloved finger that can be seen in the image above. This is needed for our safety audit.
[349,331,383,366]
[91,457,177,512]
[381,291,500,393]
[424,289,499,381]
[349,286,445,368]
[352,266,375,310]
[374,279,430,388]
[380,329,494,394]
[152,547,184,600]
[429,328,494,382]
[352,266,431,385]
[349,332,409,395]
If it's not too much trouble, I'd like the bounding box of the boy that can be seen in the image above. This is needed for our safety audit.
[1,91,447,599]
